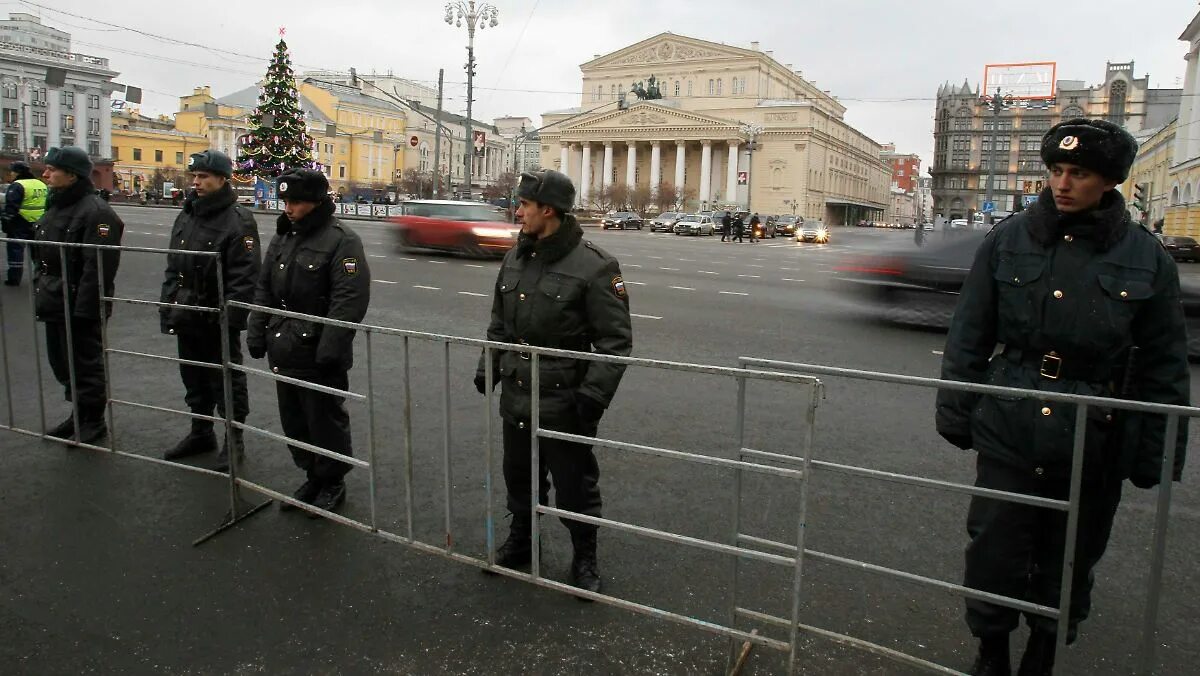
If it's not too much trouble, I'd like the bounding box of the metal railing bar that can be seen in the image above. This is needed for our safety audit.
[0,237,220,257]
[739,357,1200,418]
[1054,404,1088,654]
[111,398,225,424]
[1137,413,1181,675]
[538,505,796,567]
[236,477,375,533]
[735,608,965,676]
[229,363,367,400]
[106,348,224,371]
[540,429,805,480]
[1,423,230,477]
[234,421,370,469]
[102,296,221,313]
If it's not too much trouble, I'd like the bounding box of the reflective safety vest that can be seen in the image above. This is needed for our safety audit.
[15,177,47,224]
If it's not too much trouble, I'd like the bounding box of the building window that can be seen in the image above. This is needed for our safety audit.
[133,148,142,161]
[717,79,723,95]
[61,114,75,131]
[176,152,184,164]
[32,110,46,126]
[610,84,616,99]
[88,94,100,109]
[1108,80,1127,127]
[674,81,680,97]
[32,88,46,106]
[708,79,714,95]
[87,140,99,156]
[339,165,346,178]
[2,132,15,150]
[154,149,163,162]
[687,80,693,97]
[1,82,15,98]
[111,146,118,160]
[88,118,100,136]
[61,91,74,108]
[32,135,46,150]
[1,108,14,126]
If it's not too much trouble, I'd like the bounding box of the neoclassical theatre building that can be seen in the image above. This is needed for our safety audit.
[538,33,891,223]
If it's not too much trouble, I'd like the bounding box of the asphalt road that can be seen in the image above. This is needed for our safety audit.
[2,206,1198,675]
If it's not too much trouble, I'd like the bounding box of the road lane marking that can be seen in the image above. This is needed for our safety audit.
[669,286,695,291]
[399,257,417,261]
[373,280,398,284]
[631,313,662,320]
[626,264,643,268]
[369,254,387,258]
[428,260,447,264]
[931,350,944,356]
[679,258,695,262]
[698,270,720,275]
[647,255,664,260]
[626,281,647,286]
[659,267,680,271]
[458,291,488,297]
[737,274,761,278]
[719,291,749,296]
[413,285,441,290]
[748,264,764,268]
[781,278,806,282]
[465,264,485,268]
[780,267,795,271]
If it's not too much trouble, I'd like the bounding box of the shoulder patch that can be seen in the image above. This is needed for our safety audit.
[342,257,359,276]
[97,223,111,238]
[611,275,627,299]
[243,235,256,252]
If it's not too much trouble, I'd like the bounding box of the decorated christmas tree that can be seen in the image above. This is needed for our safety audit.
[236,38,318,178]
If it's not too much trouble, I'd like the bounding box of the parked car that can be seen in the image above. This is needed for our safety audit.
[389,199,519,258]
[774,215,801,237]
[650,211,684,232]
[747,215,777,239]
[796,220,830,243]
[601,212,644,230]
[673,214,715,236]
[1162,235,1200,263]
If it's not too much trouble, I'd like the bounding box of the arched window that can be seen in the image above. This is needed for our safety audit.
[687,80,693,97]
[708,79,714,95]
[717,79,723,96]
[1171,185,1180,206]
[1108,80,1127,126]
[610,84,616,99]
[674,80,680,97]
[1184,182,1193,205]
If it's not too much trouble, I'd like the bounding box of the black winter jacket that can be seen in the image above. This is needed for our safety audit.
[246,200,370,377]
[32,178,124,322]
[936,188,1189,487]
[160,184,261,332]
[475,215,633,429]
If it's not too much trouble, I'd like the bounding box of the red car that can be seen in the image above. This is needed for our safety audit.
[390,200,520,258]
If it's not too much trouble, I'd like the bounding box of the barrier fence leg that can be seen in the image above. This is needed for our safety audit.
[484,346,496,567]
[727,373,748,669]
[1136,413,1180,675]
[26,246,46,434]
[1053,404,1088,657]
[403,336,415,541]
[442,340,454,552]
[366,331,379,532]
[0,278,14,428]
[786,382,820,676]
[530,351,541,582]
[58,247,81,446]
[95,250,116,450]
[192,280,271,546]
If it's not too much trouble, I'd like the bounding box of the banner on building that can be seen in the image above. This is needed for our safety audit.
[983,62,1057,101]
[473,130,487,158]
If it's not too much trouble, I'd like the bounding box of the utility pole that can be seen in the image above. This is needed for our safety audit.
[983,88,1005,226]
[446,1,499,201]
[433,68,444,198]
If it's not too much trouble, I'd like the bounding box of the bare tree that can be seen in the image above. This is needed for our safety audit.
[483,170,518,201]
[598,182,629,213]
[654,181,678,213]
[629,183,654,215]
[673,184,698,212]
[398,168,434,199]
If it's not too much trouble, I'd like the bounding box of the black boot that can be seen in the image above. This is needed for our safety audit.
[280,478,322,512]
[164,422,218,461]
[971,633,1011,676]
[491,515,534,570]
[46,414,75,439]
[1017,631,1057,676]
[75,411,108,445]
[214,428,244,473]
[568,529,601,597]
[307,480,346,518]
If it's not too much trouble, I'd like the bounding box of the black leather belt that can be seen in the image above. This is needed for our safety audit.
[515,337,590,360]
[1000,346,1122,383]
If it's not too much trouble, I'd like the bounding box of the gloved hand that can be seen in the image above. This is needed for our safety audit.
[474,373,489,395]
[247,339,266,360]
[939,431,973,451]
[576,395,605,427]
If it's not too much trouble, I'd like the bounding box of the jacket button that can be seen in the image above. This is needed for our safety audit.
[1063,235,1073,242]
[1034,467,1045,476]
[168,329,175,335]
[301,333,308,338]
[1013,277,1020,283]
[500,285,507,290]
[308,264,314,269]
[1041,406,1052,416]
[517,380,524,387]
[1105,414,1113,422]
[518,422,526,430]
[272,367,279,373]
[531,252,537,258]
[1052,290,1063,299]
[275,332,282,338]
[1120,291,1128,298]
[519,293,526,300]
[279,264,285,269]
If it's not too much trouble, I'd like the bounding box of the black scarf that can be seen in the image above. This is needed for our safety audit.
[184,183,238,218]
[45,176,94,210]
[276,198,336,236]
[515,213,583,263]
[1024,186,1130,251]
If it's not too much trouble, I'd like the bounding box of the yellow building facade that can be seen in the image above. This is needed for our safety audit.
[1167,10,1200,237]
[297,80,408,194]
[1122,119,1175,229]
[110,109,208,194]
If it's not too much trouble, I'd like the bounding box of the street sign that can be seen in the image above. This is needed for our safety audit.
[409,135,419,148]
[982,201,995,213]
[737,171,748,185]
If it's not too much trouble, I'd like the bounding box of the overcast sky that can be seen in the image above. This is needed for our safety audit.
[36,0,1200,170]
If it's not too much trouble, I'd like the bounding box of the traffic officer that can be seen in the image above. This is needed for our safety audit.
[2,161,47,286]
[160,150,261,471]
[721,210,732,242]
[246,169,370,516]
[33,146,124,444]
[475,169,633,595]
[936,119,1189,676]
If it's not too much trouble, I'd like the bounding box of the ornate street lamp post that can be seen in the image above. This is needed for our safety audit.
[445,1,499,200]
[740,123,763,212]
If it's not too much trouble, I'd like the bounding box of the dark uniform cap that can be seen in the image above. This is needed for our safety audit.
[188,150,233,178]
[44,146,93,178]
[1040,118,1138,183]
[517,170,575,212]
[276,169,329,202]
[9,160,30,175]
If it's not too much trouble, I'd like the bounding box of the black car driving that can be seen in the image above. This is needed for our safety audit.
[601,212,644,230]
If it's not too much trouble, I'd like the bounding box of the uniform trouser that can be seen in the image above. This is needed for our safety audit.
[177,325,248,428]
[44,319,107,415]
[502,419,602,536]
[276,370,353,483]
[721,226,729,241]
[5,223,32,282]
[964,455,1123,643]
[733,229,744,242]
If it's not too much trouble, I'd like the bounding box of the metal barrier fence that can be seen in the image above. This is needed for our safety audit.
[737,356,1194,676]
[0,235,1191,673]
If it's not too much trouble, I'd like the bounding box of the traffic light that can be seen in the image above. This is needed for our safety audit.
[1133,182,1149,214]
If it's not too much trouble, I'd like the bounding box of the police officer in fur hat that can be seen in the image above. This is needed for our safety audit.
[33,146,125,444]
[475,169,633,595]
[2,160,47,286]
[246,168,370,516]
[937,118,1189,675]
[160,150,262,471]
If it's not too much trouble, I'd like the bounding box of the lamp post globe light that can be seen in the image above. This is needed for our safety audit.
[445,1,499,201]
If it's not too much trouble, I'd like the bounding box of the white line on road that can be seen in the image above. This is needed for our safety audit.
[719,291,749,296]
[626,264,642,268]
[626,281,647,286]
[458,291,489,297]
[679,258,695,262]
[647,255,664,260]
[369,254,387,258]
[737,274,761,279]
[373,280,398,284]
[781,278,806,282]
[747,264,765,268]
[710,261,727,265]
[659,267,680,271]
[399,257,417,261]
[465,264,485,268]
[931,350,944,356]
[413,285,441,290]
[428,260,447,265]
[631,313,663,320]
[780,267,795,271]
[669,286,695,291]
[698,270,720,275]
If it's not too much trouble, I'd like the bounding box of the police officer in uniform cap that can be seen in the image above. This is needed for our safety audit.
[937,118,1189,675]
[33,146,124,443]
[247,169,370,515]
[161,150,262,471]
[2,160,47,286]
[475,169,633,594]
